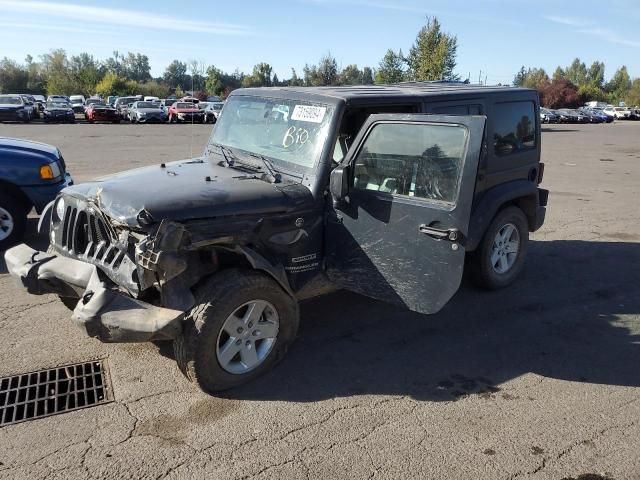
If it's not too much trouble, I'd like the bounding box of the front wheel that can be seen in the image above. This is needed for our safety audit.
[468,206,529,290]
[0,193,27,250]
[174,269,299,393]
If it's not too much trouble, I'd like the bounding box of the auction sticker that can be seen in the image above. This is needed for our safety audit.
[291,105,326,123]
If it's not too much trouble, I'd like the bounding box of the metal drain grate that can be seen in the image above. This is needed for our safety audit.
[0,360,113,427]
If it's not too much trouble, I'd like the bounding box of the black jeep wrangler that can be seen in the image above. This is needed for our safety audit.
[6,83,548,393]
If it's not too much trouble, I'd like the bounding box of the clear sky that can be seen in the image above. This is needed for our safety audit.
[1,0,639,83]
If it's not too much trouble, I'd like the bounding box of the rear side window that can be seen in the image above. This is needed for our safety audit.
[493,102,536,155]
[431,104,483,115]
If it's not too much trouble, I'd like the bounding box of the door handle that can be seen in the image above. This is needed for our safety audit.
[419,224,460,241]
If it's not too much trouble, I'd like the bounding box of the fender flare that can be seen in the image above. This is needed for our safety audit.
[466,180,540,251]
[230,245,296,299]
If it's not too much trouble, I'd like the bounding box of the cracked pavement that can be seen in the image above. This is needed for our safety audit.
[0,122,639,480]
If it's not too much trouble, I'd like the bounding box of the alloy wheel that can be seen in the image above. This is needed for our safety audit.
[216,300,280,375]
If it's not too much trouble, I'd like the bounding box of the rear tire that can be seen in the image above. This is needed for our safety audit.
[0,193,27,251]
[174,269,299,393]
[468,206,529,290]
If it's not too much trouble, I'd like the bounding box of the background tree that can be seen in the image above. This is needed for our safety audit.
[513,67,548,89]
[163,60,188,89]
[340,64,363,85]
[361,66,374,85]
[0,58,28,93]
[40,49,77,94]
[122,52,151,82]
[376,49,405,84]
[539,78,580,108]
[406,17,458,81]
[606,66,631,105]
[317,53,339,86]
[625,78,640,106]
[564,58,587,87]
[69,53,101,95]
[289,68,303,86]
[242,62,273,87]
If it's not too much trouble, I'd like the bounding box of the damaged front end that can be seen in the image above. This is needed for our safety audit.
[5,194,214,343]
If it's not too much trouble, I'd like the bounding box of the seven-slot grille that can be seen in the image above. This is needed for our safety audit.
[60,205,125,268]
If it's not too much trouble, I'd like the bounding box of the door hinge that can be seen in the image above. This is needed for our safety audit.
[419,224,460,242]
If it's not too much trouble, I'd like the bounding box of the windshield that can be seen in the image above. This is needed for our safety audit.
[175,103,194,109]
[47,101,70,108]
[0,96,22,105]
[209,95,334,171]
[136,102,156,109]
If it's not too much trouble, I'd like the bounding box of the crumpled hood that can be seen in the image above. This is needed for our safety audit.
[62,158,313,228]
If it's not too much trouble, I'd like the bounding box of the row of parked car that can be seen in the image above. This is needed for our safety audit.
[540,106,640,124]
[0,93,224,124]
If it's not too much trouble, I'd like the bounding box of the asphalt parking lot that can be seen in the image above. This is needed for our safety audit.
[0,121,639,480]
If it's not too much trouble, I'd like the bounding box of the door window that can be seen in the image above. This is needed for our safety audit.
[353,122,468,204]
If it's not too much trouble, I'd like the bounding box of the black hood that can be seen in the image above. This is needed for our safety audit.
[62,158,314,228]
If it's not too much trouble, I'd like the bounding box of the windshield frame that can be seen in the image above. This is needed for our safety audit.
[207,94,337,178]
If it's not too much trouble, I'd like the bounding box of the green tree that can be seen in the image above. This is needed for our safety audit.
[163,60,188,89]
[317,53,339,86]
[340,64,363,85]
[625,78,640,106]
[289,68,303,86]
[242,62,273,87]
[94,72,130,97]
[69,53,101,95]
[606,66,631,104]
[552,66,565,81]
[122,52,151,82]
[513,66,527,87]
[25,55,45,93]
[406,17,458,81]
[564,58,587,87]
[376,49,405,84]
[586,61,605,88]
[205,65,224,97]
[0,57,29,93]
[361,66,374,85]
[41,49,77,94]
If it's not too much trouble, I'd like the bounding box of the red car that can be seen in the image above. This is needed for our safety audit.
[168,101,204,123]
[85,103,120,123]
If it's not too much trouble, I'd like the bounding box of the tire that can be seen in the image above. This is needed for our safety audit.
[468,206,529,290]
[0,193,27,251]
[174,269,299,393]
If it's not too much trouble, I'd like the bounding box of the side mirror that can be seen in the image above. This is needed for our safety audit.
[330,165,350,206]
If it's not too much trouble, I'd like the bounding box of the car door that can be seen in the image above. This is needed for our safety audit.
[325,113,486,314]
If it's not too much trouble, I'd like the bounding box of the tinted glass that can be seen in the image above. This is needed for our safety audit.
[431,104,483,115]
[493,102,536,155]
[353,122,468,204]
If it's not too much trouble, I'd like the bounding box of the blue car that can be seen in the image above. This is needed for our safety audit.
[0,137,73,249]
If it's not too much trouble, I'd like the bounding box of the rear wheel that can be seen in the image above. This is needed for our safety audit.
[0,193,27,251]
[468,206,529,290]
[174,269,299,393]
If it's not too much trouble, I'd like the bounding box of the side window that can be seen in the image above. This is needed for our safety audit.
[429,104,483,115]
[353,122,468,204]
[493,102,536,155]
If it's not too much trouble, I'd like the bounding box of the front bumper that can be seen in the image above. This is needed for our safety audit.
[4,244,183,343]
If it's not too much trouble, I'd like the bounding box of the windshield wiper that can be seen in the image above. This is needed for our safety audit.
[247,152,281,183]
[211,143,236,167]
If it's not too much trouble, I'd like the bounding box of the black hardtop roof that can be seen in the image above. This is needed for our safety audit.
[234,82,536,105]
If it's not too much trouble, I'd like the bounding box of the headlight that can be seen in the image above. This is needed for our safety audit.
[67,109,73,114]
[40,162,62,180]
[55,196,66,220]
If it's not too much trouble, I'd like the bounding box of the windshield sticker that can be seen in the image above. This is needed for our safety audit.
[291,105,326,123]
[283,126,310,148]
